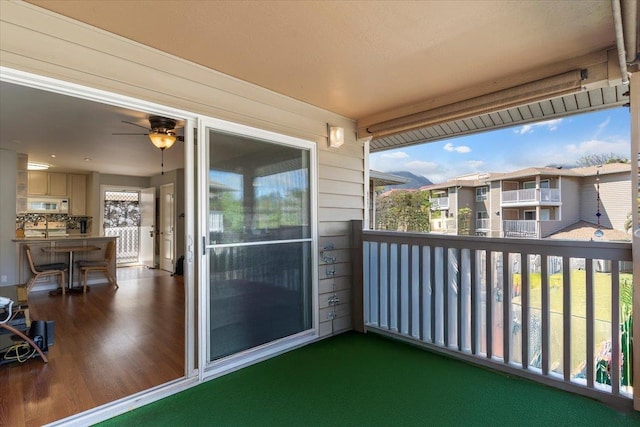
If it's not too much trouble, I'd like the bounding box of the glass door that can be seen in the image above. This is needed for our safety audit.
[201,122,316,362]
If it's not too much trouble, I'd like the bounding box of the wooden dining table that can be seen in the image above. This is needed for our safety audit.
[42,245,99,294]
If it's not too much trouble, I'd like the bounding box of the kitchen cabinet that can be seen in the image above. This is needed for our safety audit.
[69,174,87,216]
[16,154,28,214]
[28,171,67,196]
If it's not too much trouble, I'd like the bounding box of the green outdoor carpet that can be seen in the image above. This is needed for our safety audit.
[98,332,640,426]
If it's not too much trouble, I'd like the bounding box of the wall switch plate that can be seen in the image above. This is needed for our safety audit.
[0,275,7,283]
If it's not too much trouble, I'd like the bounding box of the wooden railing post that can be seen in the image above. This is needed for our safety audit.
[351,220,365,332]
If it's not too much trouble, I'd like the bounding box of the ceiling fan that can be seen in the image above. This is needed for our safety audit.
[114,115,184,174]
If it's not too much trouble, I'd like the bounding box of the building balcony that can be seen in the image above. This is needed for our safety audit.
[502,219,539,238]
[430,218,457,234]
[475,218,490,231]
[501,188,561,205]
[357,223,633,409]
[430,197,450,210]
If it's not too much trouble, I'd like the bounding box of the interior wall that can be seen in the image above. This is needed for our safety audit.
[0,149,17,286]
[0,1,361,337]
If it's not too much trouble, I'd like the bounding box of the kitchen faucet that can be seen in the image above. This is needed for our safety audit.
[34,214,49,238]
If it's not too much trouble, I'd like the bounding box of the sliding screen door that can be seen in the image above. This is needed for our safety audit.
[205,127,313,361]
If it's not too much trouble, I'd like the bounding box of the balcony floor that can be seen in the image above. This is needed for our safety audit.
[98,332,639,426]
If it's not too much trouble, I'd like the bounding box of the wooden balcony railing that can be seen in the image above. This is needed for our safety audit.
[354,221,633,409]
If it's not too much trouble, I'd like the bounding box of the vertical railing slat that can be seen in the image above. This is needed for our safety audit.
[563,256,571,382]
[401,244,409,335]
[430,245,436,344]
[390,244,398,332]
[586,258,595,388]
[380,243,388,329]
[611,261,620,395]
[411,246,420,339]
[503,251,510,364]
[363,242,370,325]
[470,249,477,355]
[521,253,529,370]
[457,248,463,351]
[486,250,493,359]
[422,246,431,342]
[541,255,550,376]
[443,247,449,347]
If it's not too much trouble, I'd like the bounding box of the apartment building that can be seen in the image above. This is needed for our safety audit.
[423,163,632,240]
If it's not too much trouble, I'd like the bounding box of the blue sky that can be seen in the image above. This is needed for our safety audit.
[370,107,631,184]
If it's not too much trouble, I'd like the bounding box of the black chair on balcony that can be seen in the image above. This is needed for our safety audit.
[24,245,68,296]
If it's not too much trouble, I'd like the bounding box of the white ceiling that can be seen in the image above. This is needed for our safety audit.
[25,0,616,120]
[0,82,185,176]
[1,1,625,175]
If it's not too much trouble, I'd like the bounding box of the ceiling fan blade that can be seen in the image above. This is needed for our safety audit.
[121,120,151,131]
[112,132,150,136]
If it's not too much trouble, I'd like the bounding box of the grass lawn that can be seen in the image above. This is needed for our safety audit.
[510,269,633,384]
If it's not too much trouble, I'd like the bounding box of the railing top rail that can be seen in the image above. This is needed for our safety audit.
[362,229,632,260]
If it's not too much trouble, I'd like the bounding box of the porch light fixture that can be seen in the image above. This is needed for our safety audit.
[148,131,176,150]
[328,124,345,148]
[27,162,50,170]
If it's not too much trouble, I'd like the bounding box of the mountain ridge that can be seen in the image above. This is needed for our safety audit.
[382,171,432,190]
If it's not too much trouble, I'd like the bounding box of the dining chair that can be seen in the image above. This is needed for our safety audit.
[24,245,68,295]
[78,240,118,293]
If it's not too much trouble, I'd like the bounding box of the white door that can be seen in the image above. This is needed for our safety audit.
[200,119,316,363]
[140,187,156,268]
[160,183,175,272]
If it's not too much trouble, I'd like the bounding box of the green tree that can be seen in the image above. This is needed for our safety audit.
[575,153,629,167]
[375,190,430,232]
[624,211,632,233]
[457,207,472,235]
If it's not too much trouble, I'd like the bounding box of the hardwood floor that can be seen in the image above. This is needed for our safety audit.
[0,267,185,427]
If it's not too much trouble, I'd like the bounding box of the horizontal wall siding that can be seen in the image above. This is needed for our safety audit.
[318,144,365,337]
[580,173,631,231]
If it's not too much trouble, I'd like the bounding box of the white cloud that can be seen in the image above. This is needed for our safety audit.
[565,138,630,156]
[597,117,611,131]
[466,160,484,169]
[443,142,471,153]
[594,117,611,139]
[515,118,563,134]
[380,151,409,159]
[404,160,439,175]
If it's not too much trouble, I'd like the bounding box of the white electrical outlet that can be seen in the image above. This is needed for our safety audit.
[0,275,7,283]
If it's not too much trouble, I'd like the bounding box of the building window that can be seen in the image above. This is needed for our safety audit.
[476,186,489,201]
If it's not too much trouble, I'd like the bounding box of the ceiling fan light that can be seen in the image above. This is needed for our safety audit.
[148,132,176,149]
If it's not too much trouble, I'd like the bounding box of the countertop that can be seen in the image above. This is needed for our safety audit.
[12,235,117,242]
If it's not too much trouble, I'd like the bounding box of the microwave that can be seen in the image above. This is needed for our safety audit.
[26,198,69,214]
